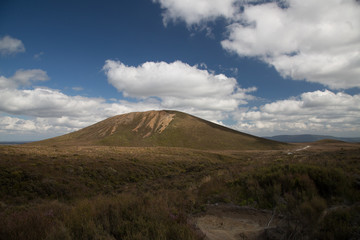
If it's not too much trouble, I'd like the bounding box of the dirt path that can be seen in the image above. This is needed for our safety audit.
[194,204,283,240]
[295,145,310,151]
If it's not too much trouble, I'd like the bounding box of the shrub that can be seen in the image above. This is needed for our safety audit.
[316,206,360,240]
[0,194,200,240]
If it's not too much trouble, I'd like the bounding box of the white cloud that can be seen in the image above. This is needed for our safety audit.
[234,90,360,137]
[0,35,25,55]
[1,83,359,139]
[221,0,360,89]
[153,0,238,26]
[0,67,173,140]
[103,60,255,113]
[0,87,118,118]
[0,86,164,140]
[0,69,49,89]
[0,116,38,132]
[3,64,252,139]
[153,0,360,89]
[0,70,154,136]
[0,115,104,141]
[1,65,359,140]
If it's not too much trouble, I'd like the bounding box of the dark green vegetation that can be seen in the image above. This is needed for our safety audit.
[1,142,360,239]
[34,110,285,150]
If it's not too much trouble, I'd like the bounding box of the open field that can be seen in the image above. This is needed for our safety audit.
[1,142,360,239]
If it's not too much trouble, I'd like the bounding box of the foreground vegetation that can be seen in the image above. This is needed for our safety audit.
[0,143,359,239]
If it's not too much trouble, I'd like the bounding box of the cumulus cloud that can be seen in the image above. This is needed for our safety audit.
[3,88,358,139]
[0,116,38,132]
[153,0,238,26]
[0,69,49,89]
[221,0,360,89]
[0,115,107,140]
[2,63,254,139]
[0,35,25,55]
[0,87,108,118]
[103,60,256,113]
[0,69,161,138]
[153,0,360,89]
[234,90,360,137]
[0,87,164,140]
[2,65,359,140]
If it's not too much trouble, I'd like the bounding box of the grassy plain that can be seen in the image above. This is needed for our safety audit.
[0,142,359,239]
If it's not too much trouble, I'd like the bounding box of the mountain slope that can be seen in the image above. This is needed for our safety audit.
[34,110,286,150]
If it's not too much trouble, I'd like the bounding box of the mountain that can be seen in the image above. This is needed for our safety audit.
[265,134,360,143]
[0,141,33,145]
[34,110,285,150]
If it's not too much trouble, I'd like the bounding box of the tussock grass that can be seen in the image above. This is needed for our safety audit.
[0,144,359,239]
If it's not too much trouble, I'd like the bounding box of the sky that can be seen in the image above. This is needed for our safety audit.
[0,0,359,141]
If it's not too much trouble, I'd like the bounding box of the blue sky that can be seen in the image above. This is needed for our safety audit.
[0,0,359,141]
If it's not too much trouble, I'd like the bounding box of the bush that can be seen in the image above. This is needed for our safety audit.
[0,194,200,240]
[317,206,360,240]
[229,164,354,209]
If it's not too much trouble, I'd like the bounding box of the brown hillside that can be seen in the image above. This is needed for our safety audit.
[33,110,286,150]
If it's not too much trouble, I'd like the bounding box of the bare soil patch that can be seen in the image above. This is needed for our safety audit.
[194,204,284,240]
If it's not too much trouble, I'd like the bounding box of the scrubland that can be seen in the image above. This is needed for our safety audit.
[0,142,359,239]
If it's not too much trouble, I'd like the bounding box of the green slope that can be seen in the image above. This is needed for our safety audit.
[34,110,286,150]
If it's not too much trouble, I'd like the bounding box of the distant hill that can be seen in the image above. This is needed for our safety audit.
[0,141,33,145]
[264,134,360,143]
[33,110,285,150]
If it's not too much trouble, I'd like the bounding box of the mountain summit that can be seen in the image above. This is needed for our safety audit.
[35,110,285,150]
